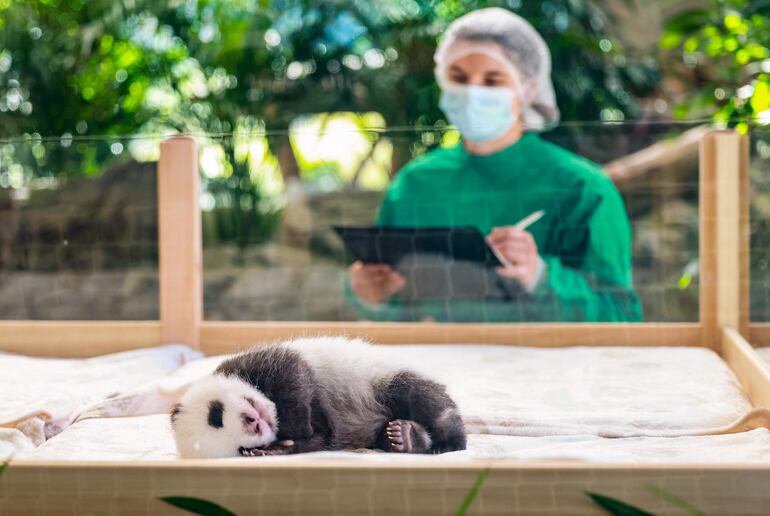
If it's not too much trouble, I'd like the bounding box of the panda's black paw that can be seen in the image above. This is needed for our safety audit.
[239,440,295,457]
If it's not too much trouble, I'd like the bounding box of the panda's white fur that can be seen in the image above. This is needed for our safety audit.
[282,337,406,403]
[172,374,278,458]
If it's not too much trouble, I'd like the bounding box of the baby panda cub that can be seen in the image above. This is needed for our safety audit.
[171,337,466,458]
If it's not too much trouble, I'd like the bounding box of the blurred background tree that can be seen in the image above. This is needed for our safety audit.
[0,0,660,175]
[660,0,769,132]
[0,0,664,259]
[660,0,770,321]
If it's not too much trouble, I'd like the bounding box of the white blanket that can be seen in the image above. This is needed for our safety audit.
[0,345,201,449]
[81,345,753,438]
[412,345,752,437]
[19,414,770,463]
[3,343,763,463]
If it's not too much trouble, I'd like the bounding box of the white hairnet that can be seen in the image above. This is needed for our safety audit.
[434,8,560,131]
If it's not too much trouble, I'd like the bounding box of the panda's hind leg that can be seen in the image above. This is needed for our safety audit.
[375,371,467,454]
[375,419,432,453]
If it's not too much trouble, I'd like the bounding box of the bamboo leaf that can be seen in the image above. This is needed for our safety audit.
[586,492,655,516]
[647,486,707,516]
[455,468,490,516]
[159,496,236,516]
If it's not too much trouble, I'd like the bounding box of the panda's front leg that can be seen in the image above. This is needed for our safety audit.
[239,432,328,456]
[239,439,295,457]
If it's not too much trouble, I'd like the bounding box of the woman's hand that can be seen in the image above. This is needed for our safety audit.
[348,261,406,304]
[487,226,542,290]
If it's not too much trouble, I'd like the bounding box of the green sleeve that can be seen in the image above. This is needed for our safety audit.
[342,185,406,321]
[530,180,642,322]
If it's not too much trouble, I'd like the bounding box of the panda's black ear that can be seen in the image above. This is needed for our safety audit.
[170,403,183,425]
[216,346,315,439]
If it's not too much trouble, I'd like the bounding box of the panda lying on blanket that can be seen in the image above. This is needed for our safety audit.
[170,337,467,458]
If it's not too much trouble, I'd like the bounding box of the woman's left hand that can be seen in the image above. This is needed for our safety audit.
[487,226,542,290]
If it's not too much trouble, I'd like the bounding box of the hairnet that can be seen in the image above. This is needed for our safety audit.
[434,8,560,131]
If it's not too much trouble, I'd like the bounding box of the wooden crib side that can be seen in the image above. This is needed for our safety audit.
[3,460,770,516]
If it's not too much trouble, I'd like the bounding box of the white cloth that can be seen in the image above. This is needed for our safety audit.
[5,344,762,462]
[82,345,752,439]
[18,415,770,464]
[402,345,752,437]
[0,428,35,459]
[0,344,202,449]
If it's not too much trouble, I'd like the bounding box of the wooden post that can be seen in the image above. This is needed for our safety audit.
[157,136,202,348]
[722,327,770,408]
[699,131,749,349]
[739,134,751,336]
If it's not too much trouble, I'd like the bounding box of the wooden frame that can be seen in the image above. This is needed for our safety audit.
[4,460,770,515]
[2,129,770,515]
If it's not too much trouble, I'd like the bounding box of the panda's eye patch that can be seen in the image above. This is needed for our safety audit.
[207,400,224,429]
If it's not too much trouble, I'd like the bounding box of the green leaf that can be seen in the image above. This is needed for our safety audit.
[661,32,684,50]
[663,8,710,34]
[586,492,654,516]
[455,468,490,516]
[159,497,236,516]
[647,486,707,516]
[0,461,8,476]
[751,80,770,113]
[724,13,743,31]
[684,36,701,53]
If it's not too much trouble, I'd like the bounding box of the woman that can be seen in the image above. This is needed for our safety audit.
[345,8,642,323]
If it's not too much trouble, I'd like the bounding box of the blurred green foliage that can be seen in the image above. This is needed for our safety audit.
[0,0,659,176]
[661,0,770,132]
[0,0,662,251]
[661,0,770,322]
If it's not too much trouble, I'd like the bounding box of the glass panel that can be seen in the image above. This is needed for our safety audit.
[0,135,160,320]
[751,126,770,321]
[201,121,702,322]
[0,122,704,323]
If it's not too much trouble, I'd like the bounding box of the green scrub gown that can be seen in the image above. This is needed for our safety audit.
[343,132,642,322]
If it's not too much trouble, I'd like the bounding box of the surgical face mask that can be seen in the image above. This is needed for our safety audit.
[439,84,518,143]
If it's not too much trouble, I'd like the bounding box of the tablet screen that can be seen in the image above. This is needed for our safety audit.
[333,225,516,301]
[332,225,502,267]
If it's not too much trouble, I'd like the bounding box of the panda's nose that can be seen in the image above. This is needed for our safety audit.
[241,408,262,434]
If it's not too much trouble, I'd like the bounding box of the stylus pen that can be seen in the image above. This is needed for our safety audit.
[490,210,546,268]
[513,210,545,231]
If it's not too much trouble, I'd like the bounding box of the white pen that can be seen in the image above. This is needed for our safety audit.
[513,210,545,231]
[490,210,546,268]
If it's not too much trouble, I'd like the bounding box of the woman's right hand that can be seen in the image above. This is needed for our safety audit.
[348,261,406,304]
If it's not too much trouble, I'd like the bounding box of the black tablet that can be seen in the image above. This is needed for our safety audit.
[332,225,502,268]
[334,225,520,301]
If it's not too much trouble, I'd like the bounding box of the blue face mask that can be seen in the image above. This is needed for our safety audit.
[439,85,517,143]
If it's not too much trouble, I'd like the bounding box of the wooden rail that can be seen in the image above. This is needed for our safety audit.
[0,321,160,357]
